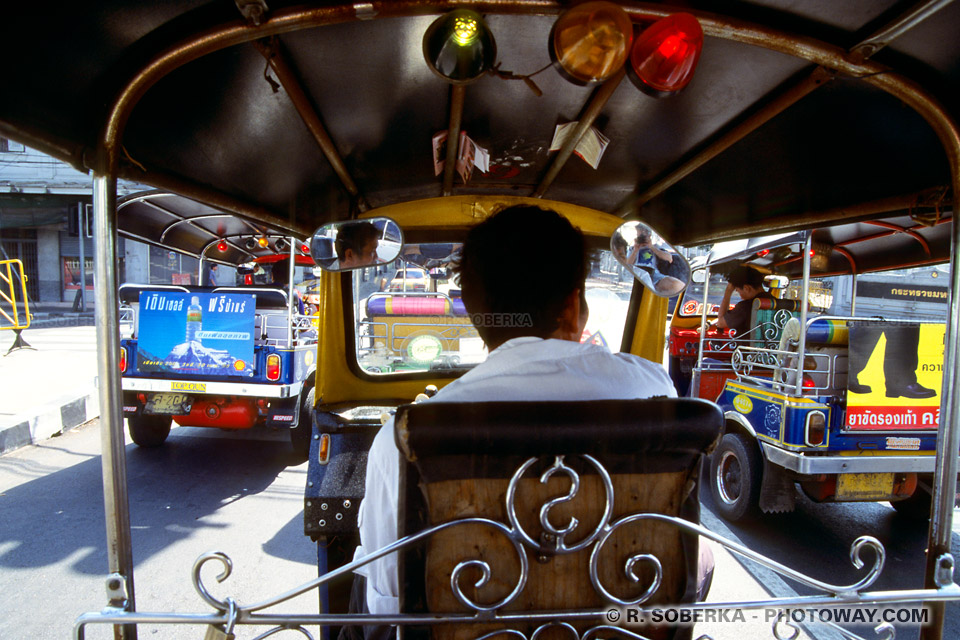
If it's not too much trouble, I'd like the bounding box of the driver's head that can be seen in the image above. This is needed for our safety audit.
[335,222,380,268]
[727,265,766,299]
[455,205,589,349]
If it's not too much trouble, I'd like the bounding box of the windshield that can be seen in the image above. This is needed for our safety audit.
[352,243,635,375]
[678,271,742,317]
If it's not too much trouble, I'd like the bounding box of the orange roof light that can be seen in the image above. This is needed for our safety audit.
[628,13,703,97]
[552,2,633,84]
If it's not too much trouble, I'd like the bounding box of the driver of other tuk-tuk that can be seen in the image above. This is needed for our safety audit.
[336,221,381,269]
[715,265,773,338]
[353,205,688,627]
[270,258,305,314]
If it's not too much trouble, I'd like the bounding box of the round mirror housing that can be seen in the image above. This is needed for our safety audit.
[610,221,690,296]
[311,218,403,271]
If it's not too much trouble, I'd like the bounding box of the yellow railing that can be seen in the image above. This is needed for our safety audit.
[0,259,31,330]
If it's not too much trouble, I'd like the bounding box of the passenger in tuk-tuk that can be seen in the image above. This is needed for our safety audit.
[337,221,381,269]
[715,265,774,338]
[353,205,706,629]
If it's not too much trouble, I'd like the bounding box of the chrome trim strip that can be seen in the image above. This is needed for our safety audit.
[761,443,945,474]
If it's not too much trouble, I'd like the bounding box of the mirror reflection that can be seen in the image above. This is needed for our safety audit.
[311,218,403,271]
[611,222,690,296]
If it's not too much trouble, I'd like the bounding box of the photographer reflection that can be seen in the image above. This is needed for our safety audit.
[626,228,686,296]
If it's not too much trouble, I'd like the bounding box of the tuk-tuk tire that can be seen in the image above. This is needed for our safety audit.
[891,489,932,520]
[128,414,172,448]
[290,386,314,458]
[710,433,761,521]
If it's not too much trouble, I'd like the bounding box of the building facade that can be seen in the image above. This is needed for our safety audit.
[0,140,191,307]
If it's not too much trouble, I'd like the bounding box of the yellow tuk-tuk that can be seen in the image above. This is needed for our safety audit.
[2,2,960,639]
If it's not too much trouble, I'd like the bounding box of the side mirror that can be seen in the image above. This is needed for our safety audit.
[610,221,691,297]
[311,218,403,271]
[236,264,255,276]
[691,269,706,284]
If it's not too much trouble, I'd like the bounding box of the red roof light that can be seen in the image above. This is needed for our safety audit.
[628,13,703,97]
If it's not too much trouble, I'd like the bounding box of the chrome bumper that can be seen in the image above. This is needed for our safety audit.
[121,377,302,399]
[761,443,951,474]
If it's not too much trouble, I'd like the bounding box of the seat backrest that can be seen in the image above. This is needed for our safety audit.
[748,296,800,346]
[394,399,722,640]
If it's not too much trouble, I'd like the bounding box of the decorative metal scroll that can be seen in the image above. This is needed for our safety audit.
[75,455,960,640]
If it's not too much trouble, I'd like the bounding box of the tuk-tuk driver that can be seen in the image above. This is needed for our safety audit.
[715,265,774,338]
[336,221,380,269]
[353,205,710,631]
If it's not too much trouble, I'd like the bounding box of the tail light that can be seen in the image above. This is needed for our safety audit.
[266,354,281,381]
[119,347,127,373]
[806,411,827,446]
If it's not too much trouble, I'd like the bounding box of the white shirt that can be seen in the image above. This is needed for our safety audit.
[354,336,677,614]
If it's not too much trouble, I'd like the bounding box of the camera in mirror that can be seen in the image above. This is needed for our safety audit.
[611,221,690,296]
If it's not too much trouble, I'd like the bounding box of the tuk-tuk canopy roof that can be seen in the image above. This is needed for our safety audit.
[1,1,958,250]
[117,190,310,266]
[705,211,951,277]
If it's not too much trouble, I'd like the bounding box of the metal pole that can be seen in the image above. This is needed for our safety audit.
[287,237,296,348]
[691,264,712,398]
[850,272,858,316]
[442,84,466,196]
[93,173,137,639]
[533,69,624,199]
[78,203,87,312]
[922,193,960,640]
[794,234,812,396]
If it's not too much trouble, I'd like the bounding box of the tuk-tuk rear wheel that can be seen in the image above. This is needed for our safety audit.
[127,414,172,448]
[891,489,932,519]
[710,433,761,521]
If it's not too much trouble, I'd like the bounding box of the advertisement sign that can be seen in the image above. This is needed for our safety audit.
[137,292,255,376]
[846,321,944,431]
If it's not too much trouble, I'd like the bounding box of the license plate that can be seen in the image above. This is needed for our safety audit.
[144,393,192,415]
[836,472,894,500]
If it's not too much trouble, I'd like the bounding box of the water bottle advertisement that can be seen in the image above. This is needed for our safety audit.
[136,291,256,376]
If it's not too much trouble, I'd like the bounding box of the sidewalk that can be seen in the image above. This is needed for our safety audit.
[0,308,98,455]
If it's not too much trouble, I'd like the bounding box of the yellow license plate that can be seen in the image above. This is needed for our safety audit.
[836,473,894,500]
[144,393,192,415]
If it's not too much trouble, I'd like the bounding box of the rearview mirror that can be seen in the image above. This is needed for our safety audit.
[611,222,690,297]
[311,218,403,271]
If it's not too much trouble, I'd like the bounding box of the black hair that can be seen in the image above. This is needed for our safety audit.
[335,222,380,261]
[727,265,765,288]
[454,205,588,346]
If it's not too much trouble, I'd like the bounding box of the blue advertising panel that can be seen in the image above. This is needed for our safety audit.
[137,291,256,376]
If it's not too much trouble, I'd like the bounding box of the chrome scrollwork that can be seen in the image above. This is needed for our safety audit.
[192,551,233,610]
[76,455,958,640]
[506,455,614,555]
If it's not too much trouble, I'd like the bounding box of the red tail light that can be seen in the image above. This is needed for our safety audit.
[628,13,703,96]
[806,411,827,446]
[266,354,281,381]
[119,347,127,373]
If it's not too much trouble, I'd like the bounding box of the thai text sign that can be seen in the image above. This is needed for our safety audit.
[137,291,255,376]
[846,320,944,431]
